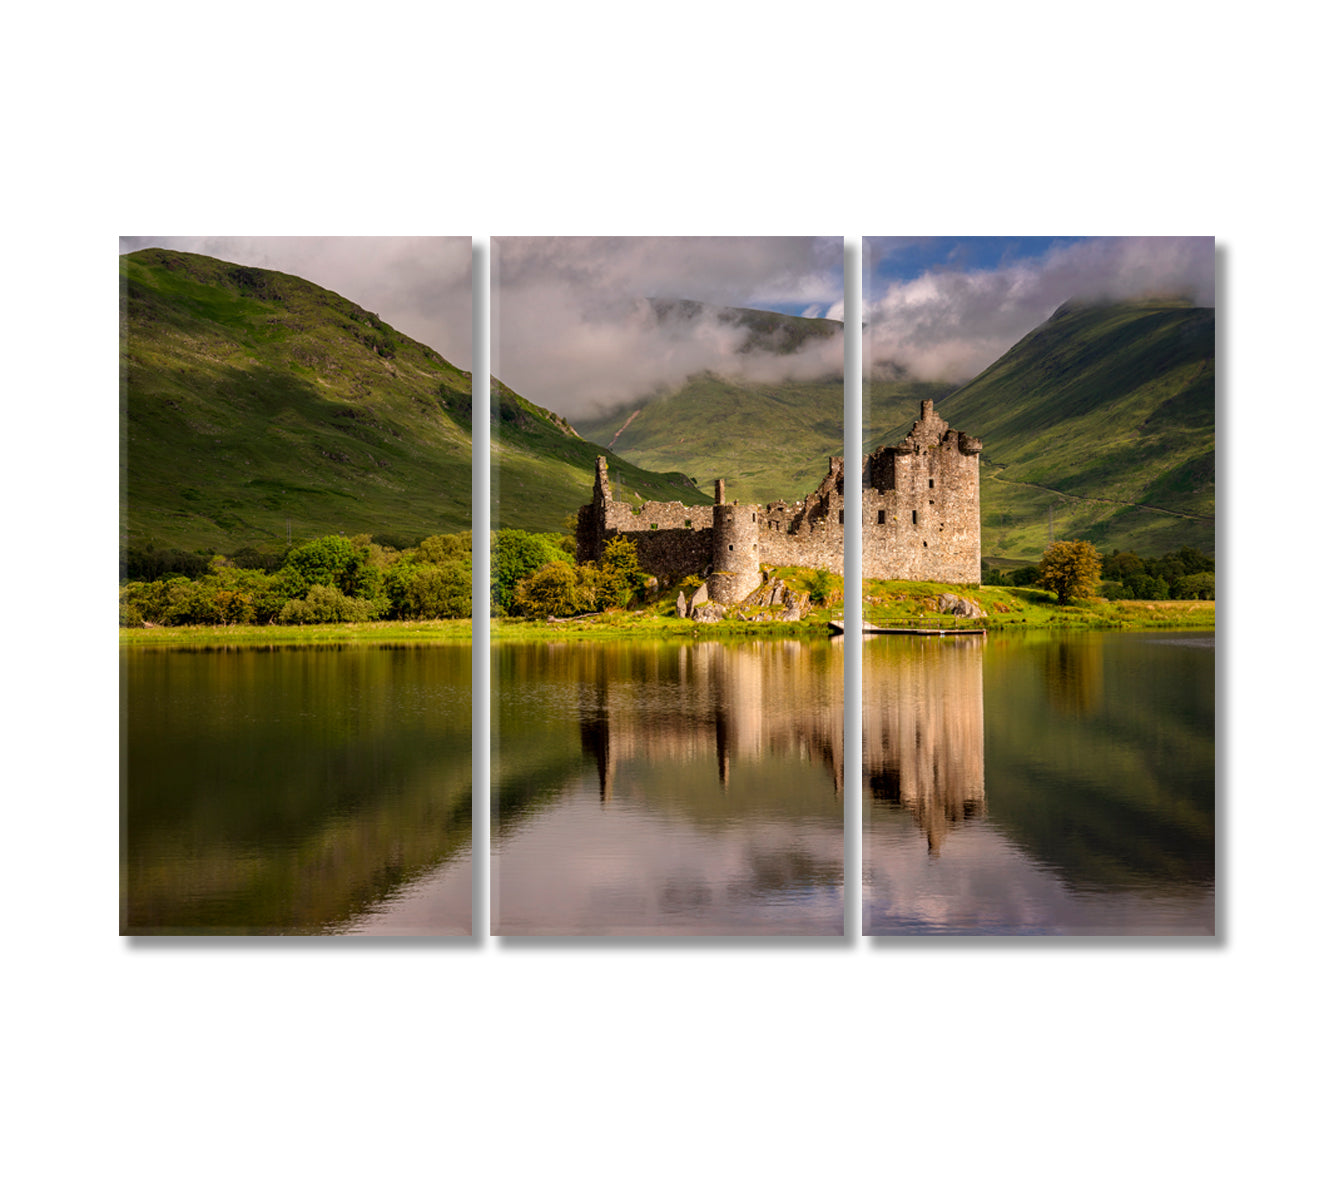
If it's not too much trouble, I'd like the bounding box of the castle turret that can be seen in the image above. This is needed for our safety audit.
[708,482,762,605]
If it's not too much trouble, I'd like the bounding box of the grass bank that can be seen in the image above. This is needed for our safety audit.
[119,620,472,647]
[118,581,1214,647]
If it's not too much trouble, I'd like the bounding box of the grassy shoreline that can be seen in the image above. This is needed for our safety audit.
[119,583,1213,648]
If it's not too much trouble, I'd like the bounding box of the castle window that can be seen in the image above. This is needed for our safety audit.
[929,479,934,488]
[651,523,658,529]
[923,541,928,548]
[912,510,917,525]
[877,511,885,524]
[729,544,734,551]
[751,513,756,522]
[684,519,691,528]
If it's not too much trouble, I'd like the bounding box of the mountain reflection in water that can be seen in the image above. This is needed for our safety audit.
[121,644,472,936]
[491,639,845,935]
[862,631,1214,935]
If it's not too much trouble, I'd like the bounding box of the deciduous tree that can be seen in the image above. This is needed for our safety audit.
[1037,540,1102,605]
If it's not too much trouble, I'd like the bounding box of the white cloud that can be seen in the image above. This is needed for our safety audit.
[864,236,1215,382]
[492,236,844,418]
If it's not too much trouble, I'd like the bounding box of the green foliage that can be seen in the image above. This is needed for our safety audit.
[284,536,365,593]
[385,561,472,619]
[1037,540,1102,605]
[808,569,836,607]
[593,535,646,611]
[513,562,597,619]
[278,584,384,624]
[490,529,570,615]
[119,532,469,626]
[1172,572,1215,600]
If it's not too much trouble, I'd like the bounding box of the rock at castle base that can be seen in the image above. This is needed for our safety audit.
[742,580,811,622]
[691,602,725,623]
[687,582,709,617]
[937,593,986,619]
[675,591,688,618]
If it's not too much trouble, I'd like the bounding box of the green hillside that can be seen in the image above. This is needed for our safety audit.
[578,299,1214,561]
[575,301,846,503]
[491,377,710,531]
[120,248,476,555]
[905,300,1216,560]
[578,372,845,503]
[121,249,707,554]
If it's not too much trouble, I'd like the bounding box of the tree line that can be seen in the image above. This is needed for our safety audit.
[984,544,1215,601]
[120,528,649,627]
[120,533,473,626]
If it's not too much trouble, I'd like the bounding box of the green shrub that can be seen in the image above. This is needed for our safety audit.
[491,529,570,615]
[278,584,384,624]
[514,561,596,618]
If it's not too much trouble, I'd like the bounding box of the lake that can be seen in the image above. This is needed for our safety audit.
[863,631,1215,935]
[120,629,1213,938]
[490,639,846,935]
[121,644,472,935]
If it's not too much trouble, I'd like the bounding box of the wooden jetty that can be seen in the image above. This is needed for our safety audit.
[828,618,986,637]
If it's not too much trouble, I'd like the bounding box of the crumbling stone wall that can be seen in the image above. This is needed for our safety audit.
[575,457,714,579]
[575,400,981,592]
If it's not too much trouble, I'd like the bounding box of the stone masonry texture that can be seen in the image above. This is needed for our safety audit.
[576,400,981,597]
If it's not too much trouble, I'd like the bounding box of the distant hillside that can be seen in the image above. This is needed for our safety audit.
[570,301,842,503]
[581,298,1214,561]
[578,372,845,504]
[881,299,1216,560]
[491,376,710,532]
[646,298,841,357]
[120,248,475,554]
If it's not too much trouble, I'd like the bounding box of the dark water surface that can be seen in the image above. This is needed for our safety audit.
[863,631,1215,935]
[491,639,845,935]
[121,644,472,935]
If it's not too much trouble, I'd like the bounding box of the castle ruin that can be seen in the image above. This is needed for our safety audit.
[575,399,981,601]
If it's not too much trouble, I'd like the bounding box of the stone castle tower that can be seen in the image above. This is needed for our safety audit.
[707,478,763,604]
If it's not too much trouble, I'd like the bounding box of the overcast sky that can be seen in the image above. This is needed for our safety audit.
[491,236,844,420]
[863,235,1215,382]
[119,236,474,369]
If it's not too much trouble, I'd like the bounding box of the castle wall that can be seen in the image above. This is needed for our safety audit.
[575,400,981,594]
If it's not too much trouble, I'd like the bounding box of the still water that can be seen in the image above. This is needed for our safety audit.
[121,644,472,935]
[863,631,1215,935]
[491,640,845,935]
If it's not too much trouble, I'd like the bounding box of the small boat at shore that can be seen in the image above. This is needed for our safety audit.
[827,618,985,637]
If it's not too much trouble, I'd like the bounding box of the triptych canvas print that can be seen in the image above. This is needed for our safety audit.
[120,235,1216,938]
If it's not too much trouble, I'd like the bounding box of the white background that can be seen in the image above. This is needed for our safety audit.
[6,5,1325,1197]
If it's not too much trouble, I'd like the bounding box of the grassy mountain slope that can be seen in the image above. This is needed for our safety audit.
[895,300,1216,560]
[578,372,845,503]
[560,298,1215,560]
[121,249,475,554]
[491,377,710,531]
[575,301,846,503]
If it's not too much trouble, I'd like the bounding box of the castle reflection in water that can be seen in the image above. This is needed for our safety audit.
[863,638,986,855]
[569,639,845,805]
[560,636,990,858]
